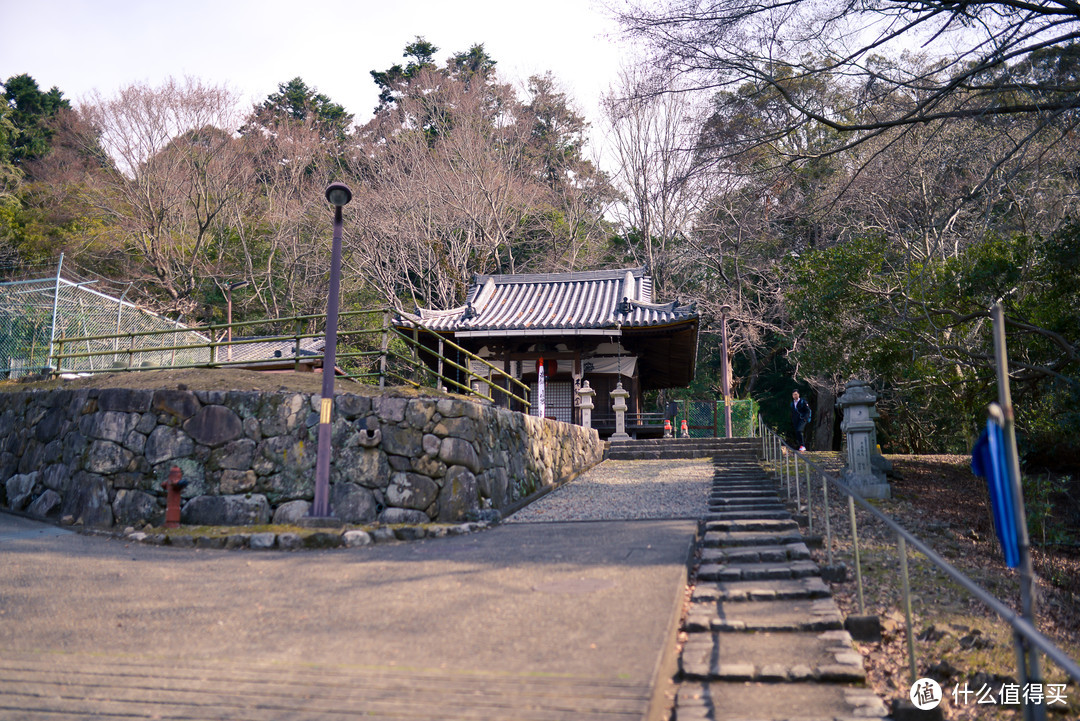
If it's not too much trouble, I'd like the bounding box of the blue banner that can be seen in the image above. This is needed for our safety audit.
[971,420,1020,568]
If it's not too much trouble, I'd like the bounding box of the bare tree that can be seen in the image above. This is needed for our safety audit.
[616,1,1080,148]
[602,66,712,297]
[77,78,252,316]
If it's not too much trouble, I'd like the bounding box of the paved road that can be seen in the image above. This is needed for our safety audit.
[0,509,696,720]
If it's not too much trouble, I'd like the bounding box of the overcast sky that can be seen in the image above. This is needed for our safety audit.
[1,0,631,157]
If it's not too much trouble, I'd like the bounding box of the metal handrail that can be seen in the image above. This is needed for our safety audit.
[758,418,1080,687]
[50,306,532,411]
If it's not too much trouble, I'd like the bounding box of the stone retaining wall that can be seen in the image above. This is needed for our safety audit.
[0,386,603,528]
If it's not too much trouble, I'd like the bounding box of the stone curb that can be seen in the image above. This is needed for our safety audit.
[81,518,497,550]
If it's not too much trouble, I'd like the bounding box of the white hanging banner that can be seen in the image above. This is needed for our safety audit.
[537,358,546,418]
[581,356,637,377]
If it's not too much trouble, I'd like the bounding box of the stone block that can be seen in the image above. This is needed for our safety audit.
[378,507,429,525]
[381,425,422,457]
[335,394,370,418]
[220,469,256,494]
[209,439,257,470]
[371,527,396,543]
[97,389,152,413]
[406,399,434,429]
[303,532,342,549]
[6,471,38,510]
[151,390,201,420]
[343,529,372,547]
[40,463,71,493]
[890,699,943,721]
[181,494,271,526]
[112,489,159,527]
[34,407,69,442]
[821,564,849,583]
[277,532,302,550]
[394,526,426,541]
[330,483,377,524]
[60,472,113,528]
[145,426,194,465]
[27,489,62,519]
[184,405,243,447]
[438,437,480,473]
[272,499,311,524]
[845,615,883,642]
[438,465,479,522]
[386,472,438,511]
[334,446,389,489]
[374,396,407,423]
[85,440,133,474]
[250,532,276,550]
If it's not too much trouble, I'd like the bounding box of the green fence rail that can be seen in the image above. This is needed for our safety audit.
[50,308,531,410]
[673,398,759,438]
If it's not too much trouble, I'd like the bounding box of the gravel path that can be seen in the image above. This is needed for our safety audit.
[504,458,715,522]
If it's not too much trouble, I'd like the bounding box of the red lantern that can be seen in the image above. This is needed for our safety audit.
[535,358,557,376]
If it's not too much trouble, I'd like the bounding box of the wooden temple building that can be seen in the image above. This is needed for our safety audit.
[398,268,699,437]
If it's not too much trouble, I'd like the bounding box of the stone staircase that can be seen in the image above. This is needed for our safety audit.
[673,446,889,720]
[607,437,761,460]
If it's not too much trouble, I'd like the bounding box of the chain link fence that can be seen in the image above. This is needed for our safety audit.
[0,266,209,378]
[673,398,760,438]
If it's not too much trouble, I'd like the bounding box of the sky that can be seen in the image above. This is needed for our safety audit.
[0,0,632,158]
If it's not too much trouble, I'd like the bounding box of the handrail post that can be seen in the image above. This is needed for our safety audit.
[899,535,917,684]
[794,451,801,509]
[380,311,389,388]
[849,495,865,615]
[293,319,302,372]
[805,456,813,533]
[823,472,833,565]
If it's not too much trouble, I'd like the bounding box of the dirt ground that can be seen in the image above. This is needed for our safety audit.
[806,453,1080,718]
[1,368,450,398]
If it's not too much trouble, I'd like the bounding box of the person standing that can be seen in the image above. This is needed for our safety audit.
[791,390,812,451]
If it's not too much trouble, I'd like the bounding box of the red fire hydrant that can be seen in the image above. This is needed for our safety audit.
[162,466,188,529]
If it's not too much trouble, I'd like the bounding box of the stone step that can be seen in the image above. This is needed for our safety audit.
[696,559,818,582]
[674,681,888,721]
[710,480,775,487]
[703,518,799,532]
[703,510,792,521]
[708,492,778,500]
[706,501,787,511]
[703,530,804,547]
[692,576,831,602]
[684,597,841,633]
[701,543,811,564]
[608,450,754,460]
[707,497,785,506]
[679,630,862,680]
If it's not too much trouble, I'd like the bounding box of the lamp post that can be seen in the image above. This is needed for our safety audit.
[719,303,733,438]
[311,182,352,519]
[225,280,249,362]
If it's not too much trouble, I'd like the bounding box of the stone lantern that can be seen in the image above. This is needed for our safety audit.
[577,380,596,429]
[837,379,891,498]
[610,381,631,441]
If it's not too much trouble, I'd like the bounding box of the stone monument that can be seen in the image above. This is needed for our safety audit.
[837,379,891,499]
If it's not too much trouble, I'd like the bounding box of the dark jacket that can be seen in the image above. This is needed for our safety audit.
[791,398,811,428]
